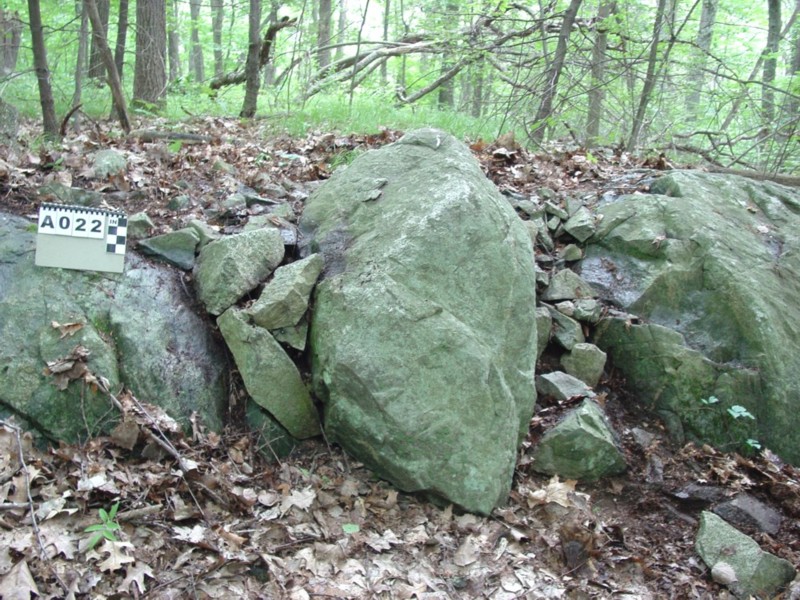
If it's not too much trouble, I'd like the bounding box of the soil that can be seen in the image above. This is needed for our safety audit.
[0,118,798,599]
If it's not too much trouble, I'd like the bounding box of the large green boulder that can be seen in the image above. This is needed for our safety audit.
[0,213,227,443]
[300,129,538,514]
[581,171,800,463]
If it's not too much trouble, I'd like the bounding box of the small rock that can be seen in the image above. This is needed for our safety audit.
[554,300,575,317]
[531,399,626,480]
[167,194,191,211]
[547,215,561,231]
[194,228,285,315]
[711,562,739,586]
[713,493,783,535]
[187,219,221,248]
[248,254,324,330]
[221,192,248,214]
[544,201,569,220]
[517,200,541,218]
[271,316,310,351]
[126,212,155,240]
[559,244,583,261]
[535,264,551,287]
[563,206,596,242]
[535,306,552,359]
[560,342,607,387]
[547,305,585,350]
[536,371,595,401]
[92,149,127,179]
[572,298,603,323]
[696,511,795,598]
[138,228,200,270]
[541,269,597,302]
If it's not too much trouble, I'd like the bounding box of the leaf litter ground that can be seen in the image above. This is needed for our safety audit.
[0,117,799,599]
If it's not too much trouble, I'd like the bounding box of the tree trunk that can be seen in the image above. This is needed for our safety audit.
[212,0,224,79]
[381,0,390,83]
[471,59,484,118]
[318,0,332,70]
[0,9,23,76]
[71,0,89,130]
[335,0,347,62]
[685,0,718,121]
[529,0,583,143]
[168,0,181,82]
[437,1,459,109]
[88,0,109,78]
[27,0,58,137]
[585,0,616,146]
[762,0,781,125]
[85,0,130,132]
[784,1,800,120]
[133,0,167,108]
[114,0,129,81]
[627,0,668,151]
[240,0,261,117]
[189,0,205,81]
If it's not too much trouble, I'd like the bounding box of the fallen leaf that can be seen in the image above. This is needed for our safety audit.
[51,320,84,338]
[0,560,39,600]
[94,540,136,572]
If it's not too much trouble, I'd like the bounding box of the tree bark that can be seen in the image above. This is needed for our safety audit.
[762,0,781,125]
[212,0,224,79]
[240,0,261,117]
[189,0,205,81]
[133,0,167,108]
[685,0,718,121]
[28,0,58,137]
[585,0,616,146]
[529,0,583,143]
[167,0,181,82]
[381,0,390,83]
[114,0,129,81]
[0,9,23,76]
[318,0,333,70]
[436,1,459,109]
[88,0,109,78]
[335,0,347,62]
[71,1,89,130]
[85,0,130,132]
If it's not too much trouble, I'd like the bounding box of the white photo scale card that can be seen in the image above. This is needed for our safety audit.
[35,203,127,273]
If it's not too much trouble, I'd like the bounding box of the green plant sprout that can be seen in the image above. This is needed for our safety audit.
[727,405,755,420]
[83,502,121,550]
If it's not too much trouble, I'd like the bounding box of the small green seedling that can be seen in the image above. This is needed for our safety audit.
[700,395,720,406]
[727,405,755,420]
[84,502,121,550]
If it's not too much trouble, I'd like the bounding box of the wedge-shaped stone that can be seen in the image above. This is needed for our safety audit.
[218,308,320,439]
[248,254,323,330]
[194,228,284,315]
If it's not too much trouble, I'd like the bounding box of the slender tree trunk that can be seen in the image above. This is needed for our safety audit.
[240,0,261,117]
[27,0,58,137]
[114,0,129,81]
[335,0,346,62]
[318,0,332,70]
[529,0,583,143]
[685,0,717,121]
[762,0,781,126]
[585,0,616,146]
[88,0,109,78]
[471,59,484,118]
[72,0,89,130]
[784,1,800,120]
[168,0,181,82]
[85,0,130,132]
[627,0,668,151]
[133,0,167,108]
[189,0,205,81]
[262,1,278,87]
[212,0,224,79]
[381,0,390,82]
[0,10,23,76]
[437,1,458,109]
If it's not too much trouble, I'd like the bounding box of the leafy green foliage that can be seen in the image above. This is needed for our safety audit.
[83,502,121,551]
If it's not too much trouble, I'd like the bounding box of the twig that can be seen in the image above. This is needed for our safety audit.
[1,420,69,595]
[116,504,163,522]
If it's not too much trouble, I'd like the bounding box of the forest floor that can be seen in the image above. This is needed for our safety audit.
[0,117,799,599]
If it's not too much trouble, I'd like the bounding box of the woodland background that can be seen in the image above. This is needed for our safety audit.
[0,0,798,173]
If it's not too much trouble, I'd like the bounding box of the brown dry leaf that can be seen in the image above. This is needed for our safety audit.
[525,475,578,508]
[453,534,481,566]
[280,486,316,516]
[0,560,39,600]
[93,540,136,572]
[119,562,154,595]
[50,320,84,338]
[110,418,140,450]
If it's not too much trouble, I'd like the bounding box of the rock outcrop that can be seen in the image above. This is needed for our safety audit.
[301,129,538,514]
[0,213,227,442]
[580,171,800,463]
